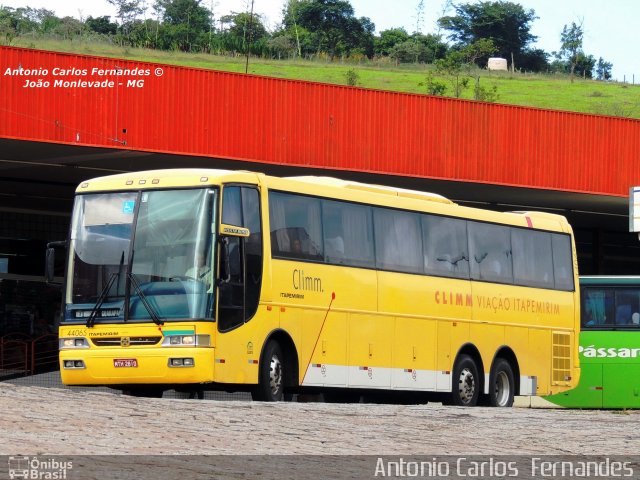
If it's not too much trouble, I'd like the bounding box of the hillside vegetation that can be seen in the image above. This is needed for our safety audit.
[10,37,640,119]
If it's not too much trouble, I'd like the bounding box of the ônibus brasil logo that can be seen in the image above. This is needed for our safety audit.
[8,456,72,479]
[579,345,640,358]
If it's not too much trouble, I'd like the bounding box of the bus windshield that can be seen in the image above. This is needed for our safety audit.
[65,188,217,323]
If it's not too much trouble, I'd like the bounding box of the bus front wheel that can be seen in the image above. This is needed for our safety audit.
[449,354,480,407]
[252,341,284,401]
[488,358,515,407]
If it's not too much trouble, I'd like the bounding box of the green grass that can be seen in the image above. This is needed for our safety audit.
[10,37,640,119]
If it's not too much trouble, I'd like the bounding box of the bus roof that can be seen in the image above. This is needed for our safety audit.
[76,168,572,233]
[286,176,454,204]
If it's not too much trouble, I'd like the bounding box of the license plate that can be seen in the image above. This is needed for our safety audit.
[113,359,138,368]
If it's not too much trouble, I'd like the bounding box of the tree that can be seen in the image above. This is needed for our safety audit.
[282,0,374,59]
[558,21,583,81]
[53,16,86,40]
[222,11,268,55]
[518,48,549,72]
[415,0,425,34]
[438,1,538,69]
[106,0,144,35]
[573,52,595,79]
[86,16,118,35]
[434,40,497,97]
[267,34,296,59]
[596,57,613,81]
[374,28,409,57]
[154,0,211,51]
[389,33,448,64]
[0,8,17,44]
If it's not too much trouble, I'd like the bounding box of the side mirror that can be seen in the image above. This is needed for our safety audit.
[45,248,56,283]
[218,237,231,284]
[45,240,67,284]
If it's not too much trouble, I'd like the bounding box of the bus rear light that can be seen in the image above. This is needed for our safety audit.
[63,360,85,369]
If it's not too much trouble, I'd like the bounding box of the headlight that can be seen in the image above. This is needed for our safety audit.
[162,334,209,347]
[60,337,89,349]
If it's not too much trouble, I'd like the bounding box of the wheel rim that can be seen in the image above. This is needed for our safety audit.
[269,354,283,396]
[458,367,476,404]
[494,371,510,406]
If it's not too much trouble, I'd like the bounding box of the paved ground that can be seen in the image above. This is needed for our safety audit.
[2,382,638,456]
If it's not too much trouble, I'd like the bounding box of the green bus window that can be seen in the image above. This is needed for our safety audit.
[582,288,615,327]
[614,289,640,326]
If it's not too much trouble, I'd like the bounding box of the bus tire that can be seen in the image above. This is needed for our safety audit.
[449,354,480,407]
[252,341,284,401]
[488,358,515,407]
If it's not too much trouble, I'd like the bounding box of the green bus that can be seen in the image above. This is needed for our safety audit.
[546,276,640,408]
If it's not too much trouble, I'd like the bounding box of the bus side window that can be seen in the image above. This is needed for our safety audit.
[582,288,614,327]
[269,192,323,260]
[468,221,513,284]
[422,215,469,279]
[373,208,423,274]
[321,199,374,269]
[551,234,574,291]
[615,290,639,326]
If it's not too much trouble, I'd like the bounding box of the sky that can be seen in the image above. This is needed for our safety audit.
[1,0,638,81]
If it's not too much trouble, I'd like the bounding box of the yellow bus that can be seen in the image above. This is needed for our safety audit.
[53,169,580,406]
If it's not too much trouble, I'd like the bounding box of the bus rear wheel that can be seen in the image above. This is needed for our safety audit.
[252,341,284,401]
[449,354,480,407]
[488,359,515,407]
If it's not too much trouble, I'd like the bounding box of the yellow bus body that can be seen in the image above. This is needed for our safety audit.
[60,169,580,398]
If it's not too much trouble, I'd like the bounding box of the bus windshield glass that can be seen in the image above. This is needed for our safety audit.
[65,188,217,323]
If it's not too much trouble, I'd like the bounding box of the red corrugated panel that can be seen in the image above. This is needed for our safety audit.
[1,45,639,197]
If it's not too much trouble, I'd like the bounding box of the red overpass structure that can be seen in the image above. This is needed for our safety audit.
[1,45,640,333]
[1,46,638,198]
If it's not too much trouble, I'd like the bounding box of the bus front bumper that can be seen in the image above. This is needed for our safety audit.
[59,347,215,386]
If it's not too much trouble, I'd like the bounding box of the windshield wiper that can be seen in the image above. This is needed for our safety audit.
[86,273,119,328]
[128,273,164,326]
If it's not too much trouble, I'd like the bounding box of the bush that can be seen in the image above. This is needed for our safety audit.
[345,69,360,86]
